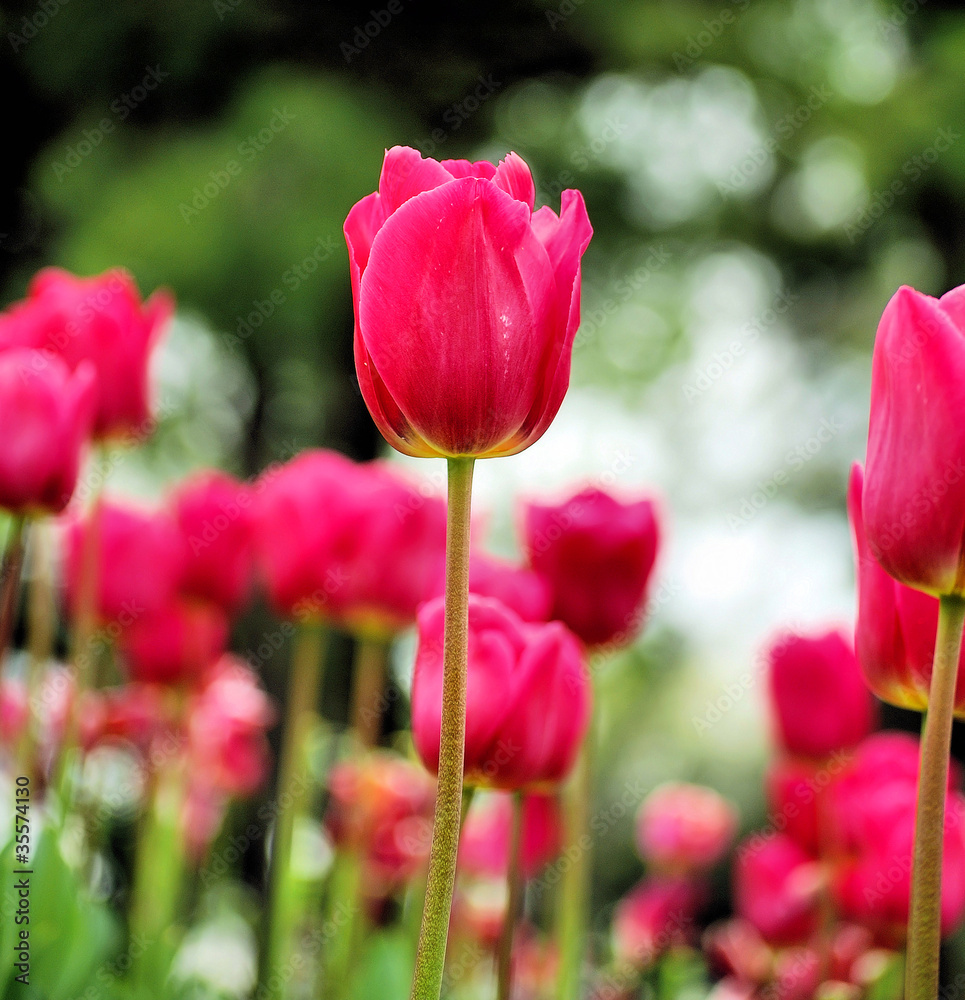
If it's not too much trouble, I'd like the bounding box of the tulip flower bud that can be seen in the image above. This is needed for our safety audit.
[431,551,553,623]
[636,782,738,873]
[118,598,229,686]
[63,500,185,624]
[522,487,660,647]
[0,267,172,440]
[611,876,703,968]
[458,791,562,880]
[766,629,875,758]
[0,349,96,515]
[862,284,965,595]
[733,835,822,945]
[411,595,590,789]
[345,147,592,458]
[170,470,255,614]
[849,464,965,715]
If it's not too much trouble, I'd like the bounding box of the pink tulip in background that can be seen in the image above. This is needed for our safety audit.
[862,283,965,596]
[411,594,590,789]
[523,486,660,647]
[611,876,704,968]
[345,146,592,458]
[170,470,255,614]
[458,791,561,880]
[636,782,738,873]
[766,629,875,758]
[0,267,172,440]
[0,348,96,515]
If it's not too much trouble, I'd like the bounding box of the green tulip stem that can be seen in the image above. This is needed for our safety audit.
[0,515,27,664]
[496,791,525,1000]
[350,636,388,748]
[409,455,474,1000]
[906,593,965,1000]
[262,620,326,999]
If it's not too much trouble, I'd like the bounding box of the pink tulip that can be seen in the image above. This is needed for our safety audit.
[522,487,660,647]
[849,463,965,714]
[611,876,703,968]
[462,551,553,623]
[0,348,96,515]
[0,267,172,440]
[117,598,229,686]
[64,500,185,623]
[254,451,446,634]
[187,656,274,796]
[458,791,561,880]
[766,629,875,758]
[170,469,255,613]
[325,751,436,897]
[411,595,590,789]
[345,146,592,458]
[764,758,823,856]
[862,284,965,595]
[636,782,738,873]
[0,677,29,747]
[733,835,822,945]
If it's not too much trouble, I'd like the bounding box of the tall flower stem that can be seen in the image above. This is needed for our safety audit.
[350,637,388,748]
[409,456,474,1000]
[905,593,965,1000]
[556,733,593,1000]
[262,621,327,999]
[0,515,27,663]
[496,791,525,1000]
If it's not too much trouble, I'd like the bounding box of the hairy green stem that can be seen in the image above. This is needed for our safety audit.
[905,594,965,1000]
[409,456,474,1000]
[496,791,525,1000]
[0,515,27,664]
[262,622,326,999]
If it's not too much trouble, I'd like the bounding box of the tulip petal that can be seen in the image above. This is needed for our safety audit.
[864,285,965,594]
[379,145,456,215]
[493,152,536,211]
[441,159,497,180]
[359,176,555,456]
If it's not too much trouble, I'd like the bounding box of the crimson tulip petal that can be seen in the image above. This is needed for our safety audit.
[493,152,536,211]
[359,176,555,456]
[440,158,498,180]
[378,145,456,215]
[864,284,965,594]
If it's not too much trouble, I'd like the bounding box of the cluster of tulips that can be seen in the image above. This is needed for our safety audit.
[2,141,965,1000]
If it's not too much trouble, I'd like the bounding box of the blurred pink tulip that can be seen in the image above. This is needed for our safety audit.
[345,146,592,458]
[523,486,660,647]
[170,469,255,614]
[636,782,738,873]
[0,267,172,440]
[766,629,875,758]
[611,876,704,968]
[0,348,96,515]
[411,594,590,789]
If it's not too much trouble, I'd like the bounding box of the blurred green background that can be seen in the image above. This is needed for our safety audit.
[4,0,965,980]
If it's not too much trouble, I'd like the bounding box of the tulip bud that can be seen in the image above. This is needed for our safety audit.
[0,267,172,440]
[170,470,255,614]
[636,782,738,873]
[522,487,660,648]
[611,876,703,968]
[862,284,965,595]
[0,349,96,515]
[849,464,965,715]
[345,147,592,458]
[411,595,590,789]
[766,629,875,758]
